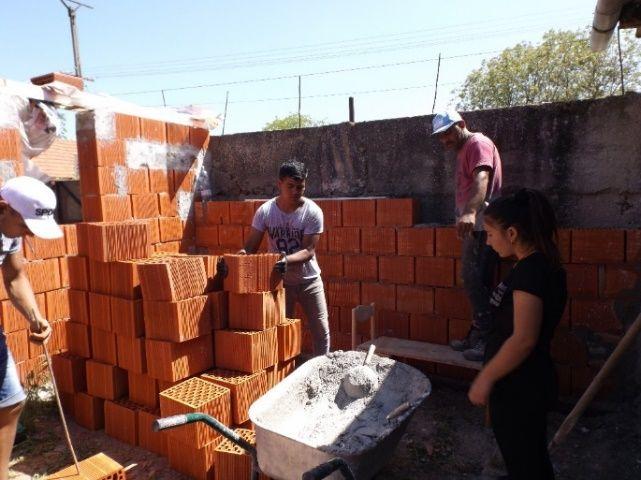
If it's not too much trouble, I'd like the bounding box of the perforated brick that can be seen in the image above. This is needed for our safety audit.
[104,398,139,445]
[45,452,125,480]
[109,260,141,299]
[138,256,207,301]
[116,335,146,373]
[51,353,86,394]
[228,289,285,331]
[223,255,257,293]
[277,318,302,362]
[73,392,105,431]
[145,334,214,382]
[201,369,268,424]
[110,297,144,338]
[214,328,278,374]
[167,438,219,480]
[208,291,228,330]
[68,256,89,291]
[143,295,211,342]
[214,428,270,480]
[86,360,128,400]
[83,221,150,262]
[128,371,159,409]
[89,293,112,331]
[159,377,231,448]
[137,408,168,456]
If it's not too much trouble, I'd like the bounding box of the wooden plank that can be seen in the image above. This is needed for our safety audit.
[357,336,482,371]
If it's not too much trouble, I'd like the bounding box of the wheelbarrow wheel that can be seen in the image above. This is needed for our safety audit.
[302,458,356,480]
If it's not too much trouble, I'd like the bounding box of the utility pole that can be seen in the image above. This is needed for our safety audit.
[222,91,230,136]
[59,0,93,78]
[432,53,442,114]
[297,76,302,129]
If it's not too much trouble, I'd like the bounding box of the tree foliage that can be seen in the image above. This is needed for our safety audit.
[457,29,641,110]
[262,113,324,131]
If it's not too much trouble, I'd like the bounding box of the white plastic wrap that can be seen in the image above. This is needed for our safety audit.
[0,93,62,182]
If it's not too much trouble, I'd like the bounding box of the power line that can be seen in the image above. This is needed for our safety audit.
[91,15,591,78]
[88,6,587,75]
[154,81,461,108]
[113,50,499,96]
[113,36,589,98]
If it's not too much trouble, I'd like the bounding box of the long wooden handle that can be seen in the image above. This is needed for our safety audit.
[44,342,81,473]
[549,311,641,452]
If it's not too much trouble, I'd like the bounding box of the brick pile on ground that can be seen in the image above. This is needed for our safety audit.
[45,111,299,480]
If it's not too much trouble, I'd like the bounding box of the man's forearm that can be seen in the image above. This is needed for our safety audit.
[285,248,314,265]
[7,273,42,324]
[461,189,486,215]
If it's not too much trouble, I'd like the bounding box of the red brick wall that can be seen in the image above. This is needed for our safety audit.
[194,198,640,395]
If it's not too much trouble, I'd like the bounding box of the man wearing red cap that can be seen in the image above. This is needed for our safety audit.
[0,176,61,477]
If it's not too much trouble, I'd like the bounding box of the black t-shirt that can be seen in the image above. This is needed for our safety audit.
[485,251,567,388]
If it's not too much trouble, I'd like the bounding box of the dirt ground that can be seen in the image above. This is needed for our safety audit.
[10,379,641,479]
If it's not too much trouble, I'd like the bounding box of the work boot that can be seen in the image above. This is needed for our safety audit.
[462,336,486,362]
[449,326,481,352]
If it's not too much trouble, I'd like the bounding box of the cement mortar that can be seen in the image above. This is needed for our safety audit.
[342,365,379,399]
[258,351,426,456]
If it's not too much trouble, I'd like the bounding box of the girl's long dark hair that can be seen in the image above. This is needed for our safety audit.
[484,188,561,269]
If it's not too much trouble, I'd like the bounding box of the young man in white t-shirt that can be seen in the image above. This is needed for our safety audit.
[241,160,330,355]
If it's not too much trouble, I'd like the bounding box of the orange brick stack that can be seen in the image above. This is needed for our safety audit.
[213,428,270,480]
[1,224,78,387]
[213,252,298,398]
[201,369,268,424]
[159,377,231,478]
[76,110,206,253]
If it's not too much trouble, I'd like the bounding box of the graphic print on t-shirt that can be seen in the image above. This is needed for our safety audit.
[490,282,508,308]
[266,224,303,255]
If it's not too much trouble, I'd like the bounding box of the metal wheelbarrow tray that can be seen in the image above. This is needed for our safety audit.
[249,351,432,480]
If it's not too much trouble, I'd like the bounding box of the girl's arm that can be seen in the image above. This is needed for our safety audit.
[468,290,543,406]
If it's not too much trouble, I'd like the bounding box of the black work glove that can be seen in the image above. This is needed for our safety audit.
[274,252,288,275]
[217,257,228,278]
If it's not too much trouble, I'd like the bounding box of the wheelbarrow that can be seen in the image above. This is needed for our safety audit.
[154,412,355,479]
[155,351,431,480]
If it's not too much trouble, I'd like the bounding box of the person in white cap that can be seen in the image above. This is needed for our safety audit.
[432,110,503,361]
[0,176,60,477]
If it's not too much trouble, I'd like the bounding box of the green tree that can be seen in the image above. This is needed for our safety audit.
[263,113,324,131]
[456,29,641,110]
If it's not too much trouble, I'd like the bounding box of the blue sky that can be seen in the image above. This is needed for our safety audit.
[2,1,597,134]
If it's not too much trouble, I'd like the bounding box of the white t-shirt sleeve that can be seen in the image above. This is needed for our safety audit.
[251,203,268,232]
[304,203,324,235]
[8,237,22,254]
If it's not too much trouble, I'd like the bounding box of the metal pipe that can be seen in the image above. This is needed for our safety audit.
[590,0,626,52]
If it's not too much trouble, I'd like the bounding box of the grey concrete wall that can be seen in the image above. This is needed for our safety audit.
[208,92,641,228]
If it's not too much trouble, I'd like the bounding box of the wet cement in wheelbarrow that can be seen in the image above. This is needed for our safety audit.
[258,350,427,456]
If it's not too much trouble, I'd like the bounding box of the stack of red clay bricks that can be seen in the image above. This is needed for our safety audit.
[194,198,641,397]
[3,224,78,385]
[76,109,210,254]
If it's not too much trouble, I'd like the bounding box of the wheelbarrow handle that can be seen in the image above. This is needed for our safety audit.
[153,413,257,456]
[302,458,356,480]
